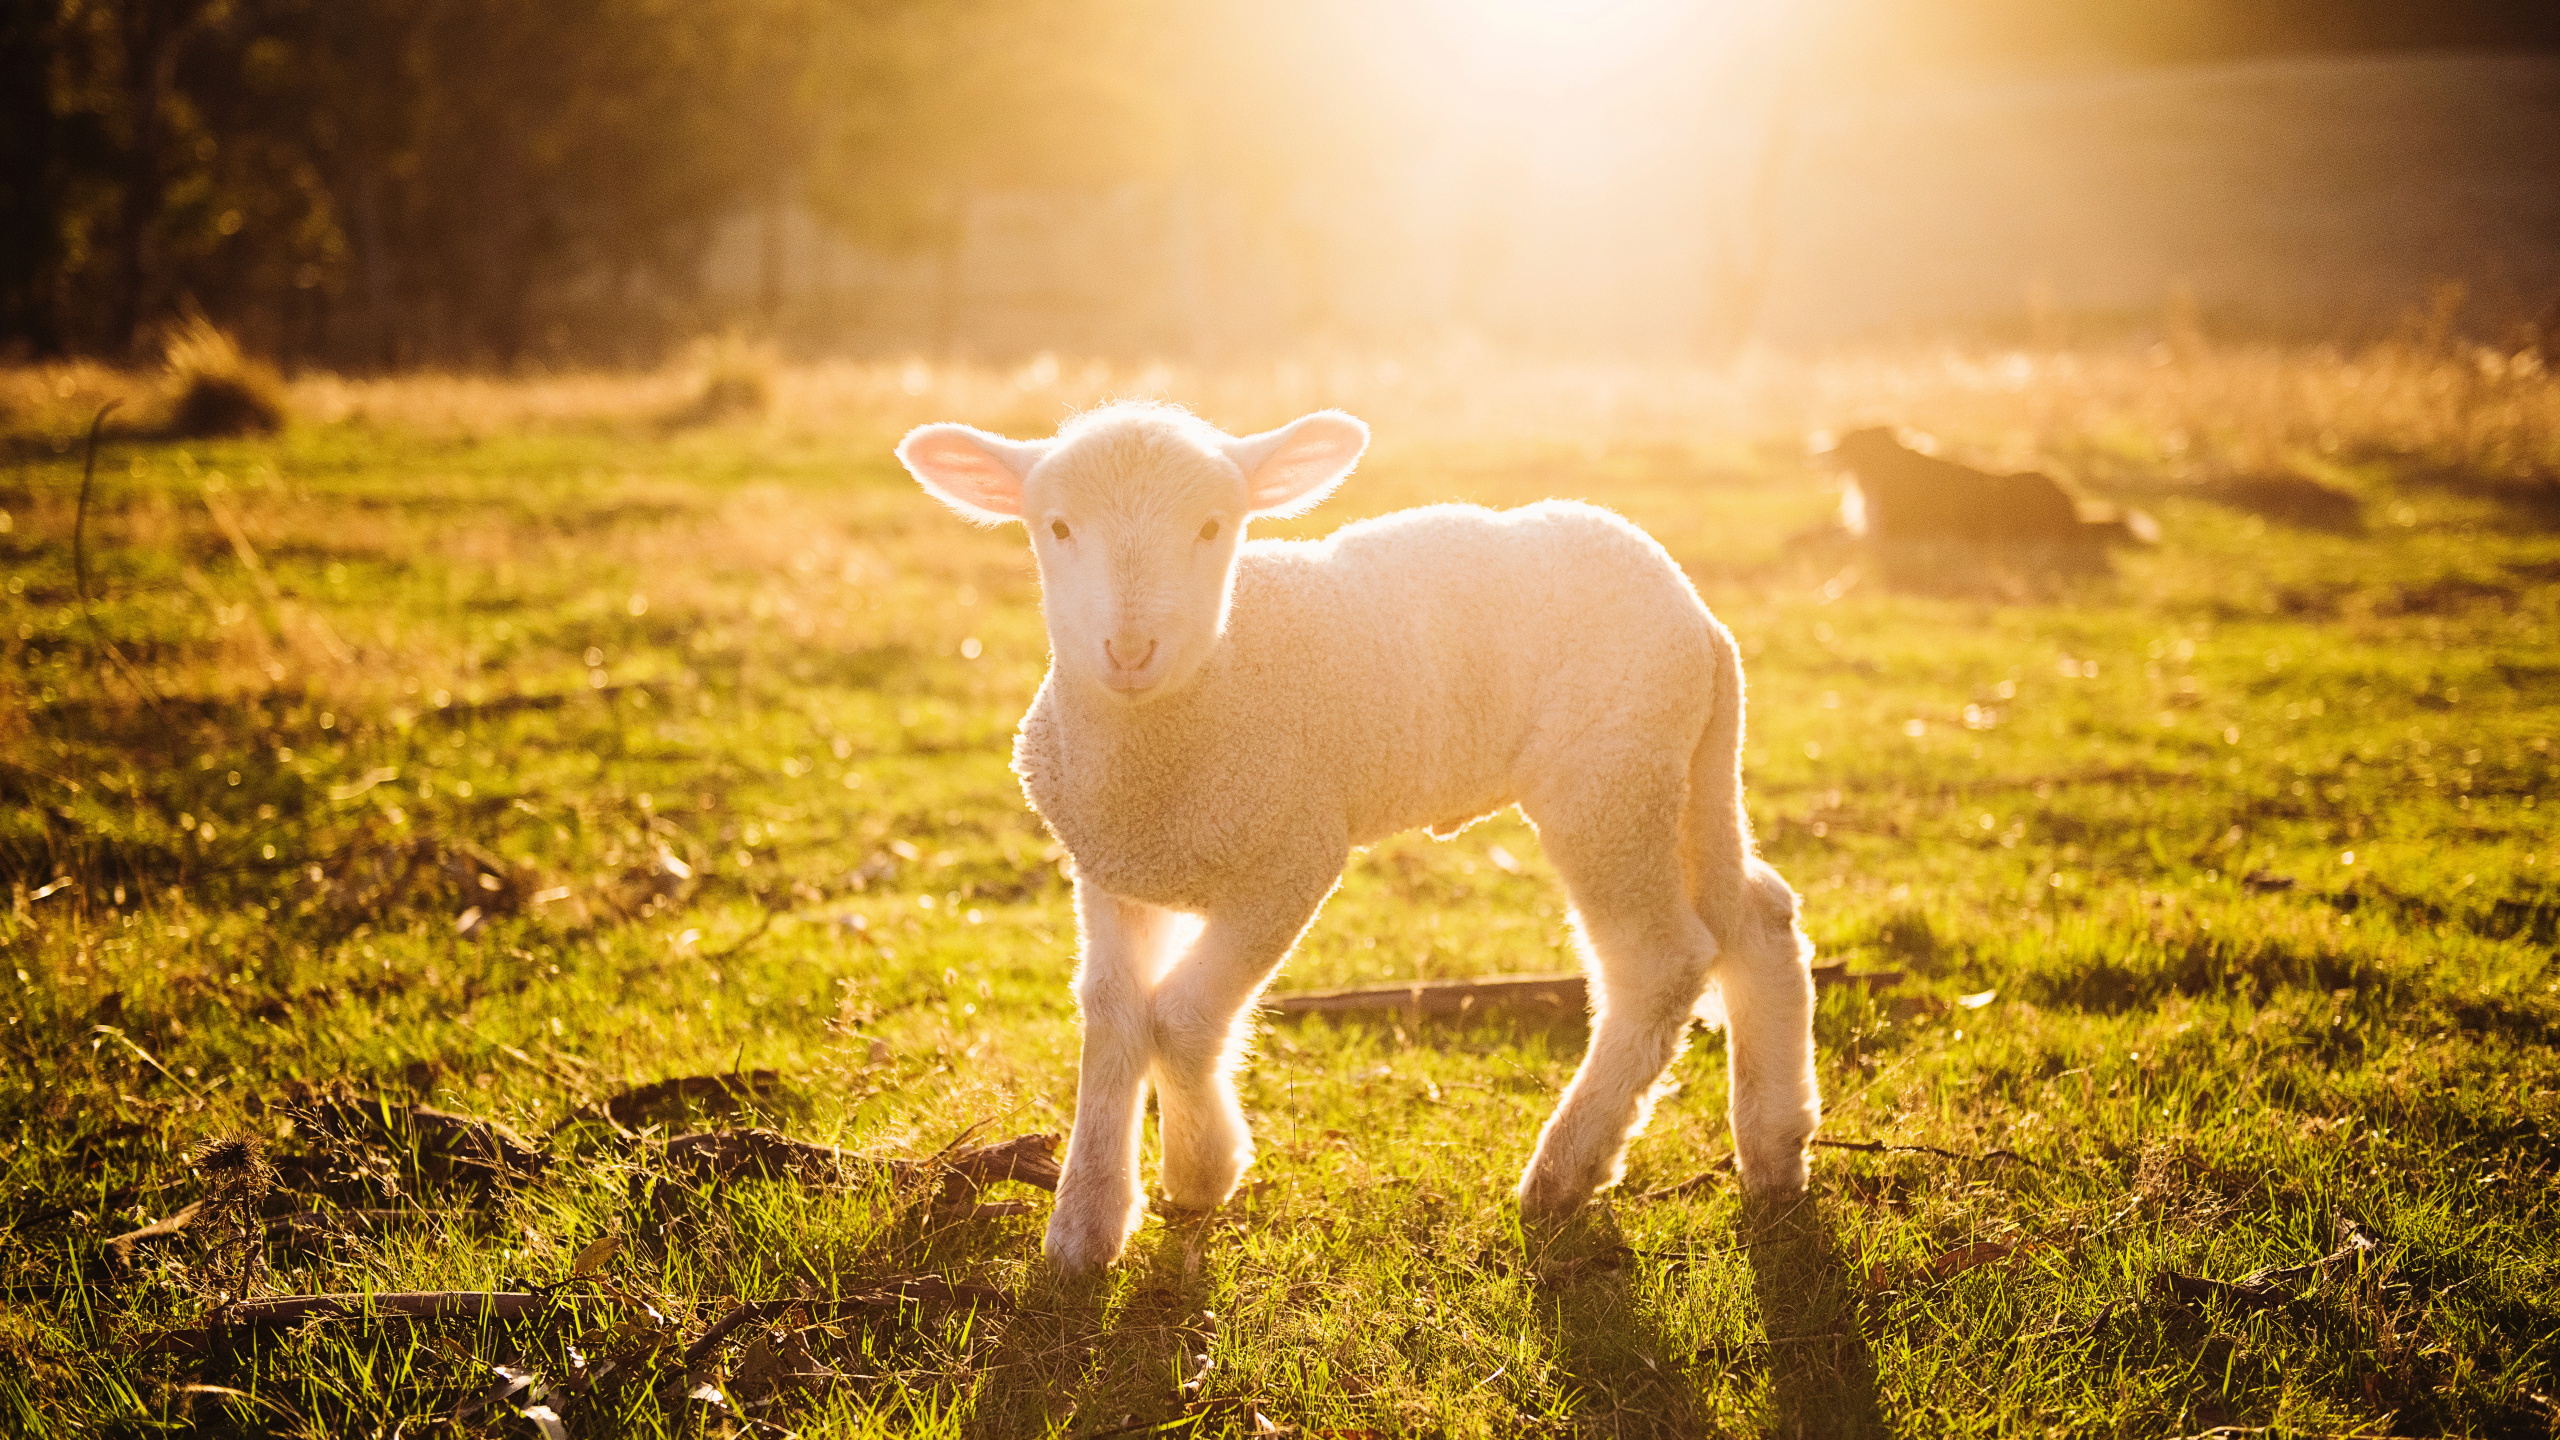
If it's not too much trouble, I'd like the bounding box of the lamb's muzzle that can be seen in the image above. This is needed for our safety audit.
[895,401,1823,1274]
[1102,637,1158,689]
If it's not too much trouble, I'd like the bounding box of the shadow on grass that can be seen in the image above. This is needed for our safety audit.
[1743,1192,1886,1440]
[970,1226,1214,1438]
[1780,528,2122,602]
[1520,1210,1717,1439]
[2389,456,2560,531]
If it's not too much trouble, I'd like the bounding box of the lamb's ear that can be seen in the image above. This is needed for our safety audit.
[1222,410,1368,518]
[895,424,1051,523]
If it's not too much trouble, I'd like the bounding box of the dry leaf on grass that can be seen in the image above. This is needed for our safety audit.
[569,1234,619,1277]
[1814,1136,2032,1166]
[1929,1241,2017,1279]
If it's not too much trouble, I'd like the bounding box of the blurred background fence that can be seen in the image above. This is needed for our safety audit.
[6,0,2557,370]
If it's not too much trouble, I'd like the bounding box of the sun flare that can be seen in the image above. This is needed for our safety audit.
[1442,0,1738,89]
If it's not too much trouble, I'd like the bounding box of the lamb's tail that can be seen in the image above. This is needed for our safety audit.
[1680,616,1757,1028]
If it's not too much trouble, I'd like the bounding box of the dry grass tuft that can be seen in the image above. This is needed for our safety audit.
[684,330,778,423]
[161,314,288,438]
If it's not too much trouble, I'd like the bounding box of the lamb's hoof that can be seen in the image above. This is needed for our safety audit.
[1734,1148,1810,1198]
[1158,1158,1248,1213]
[1160,1181,1238,1212]
[1043,1197,1137,1276]
[1515,1163,1600,1222]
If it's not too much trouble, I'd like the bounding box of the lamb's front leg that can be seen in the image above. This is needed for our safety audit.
[1150,878,1338,1211]
[1047,881,1183,1275]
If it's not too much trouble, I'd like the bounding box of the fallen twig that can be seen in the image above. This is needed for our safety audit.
[1813,1137,2030,1167]
[2017,1299,2117,1342]
[104,1200,204,1269]
[830,1275,1012,1309]
[2169,1428,2403,1440]
[2236,1230,2376,1290]
[91,1025,204,1100]
[265,1208,468,1245]
[703,903,779,963]
[1264,972,1586,1018]
[434,680,674,720]
[2155,1232,2377,1313]
[940,1131,1063,1191]
[1632,1154,1734,1201]
[171,1383,307,1426]
[682,1298,797,1372]
[1072,1397,1256,1440]
[1261,962,1901,1022]
[221,1290,552,1325]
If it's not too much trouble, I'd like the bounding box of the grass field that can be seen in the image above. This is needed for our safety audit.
[3,342,2557,1437]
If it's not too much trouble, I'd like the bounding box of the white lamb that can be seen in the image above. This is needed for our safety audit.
[896,402,1821,1274]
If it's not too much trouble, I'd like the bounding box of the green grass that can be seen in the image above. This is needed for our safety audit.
[3,351,2558,1437]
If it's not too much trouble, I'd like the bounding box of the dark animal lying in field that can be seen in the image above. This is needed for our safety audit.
[1817,427,2158,546]
[2198,473,2362,532]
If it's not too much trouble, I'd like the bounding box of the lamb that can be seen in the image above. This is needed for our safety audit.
[1818,425,2159,547]
[895,402,1822,1274]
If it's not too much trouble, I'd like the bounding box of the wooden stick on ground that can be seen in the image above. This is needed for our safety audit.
[1813,1138,2031,1166]
[104,1200,204,1268]
[1260,962,1904,1021]
[222,1291,550,1325]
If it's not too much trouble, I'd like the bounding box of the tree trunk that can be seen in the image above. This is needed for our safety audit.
[349,164,396,368]
[933,208,965,361]
[758,175,788,334]
[116,2,187,357]
[0,5,64,356]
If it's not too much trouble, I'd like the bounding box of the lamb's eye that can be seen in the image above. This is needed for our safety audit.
[1051,520,1071,541]
[1199,518,1220,542]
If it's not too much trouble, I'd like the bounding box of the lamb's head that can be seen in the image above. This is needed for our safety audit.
[1814,426,1911,470]
[896,403,1367,704]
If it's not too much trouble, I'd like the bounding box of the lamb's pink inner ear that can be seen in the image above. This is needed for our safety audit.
[897,426,1030,520]
[1233,412,1368,517]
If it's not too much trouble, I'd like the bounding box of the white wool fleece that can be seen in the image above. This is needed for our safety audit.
[897,404,1822,1275]
[1022,501,1711,901]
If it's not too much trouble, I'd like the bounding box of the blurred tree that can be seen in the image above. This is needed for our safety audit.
[799,0,1182,350]
[12,0,821,365]
[0,4,69,356]
[0,0,2551,363]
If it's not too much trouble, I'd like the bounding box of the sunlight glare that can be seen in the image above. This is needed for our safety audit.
[1444,0,1716,91]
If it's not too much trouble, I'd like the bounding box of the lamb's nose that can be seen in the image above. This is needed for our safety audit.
[1104,638,1157,672]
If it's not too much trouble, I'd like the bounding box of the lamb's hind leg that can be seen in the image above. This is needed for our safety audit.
[1518,782,1719,1218]
[1720,858,1820,1194]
